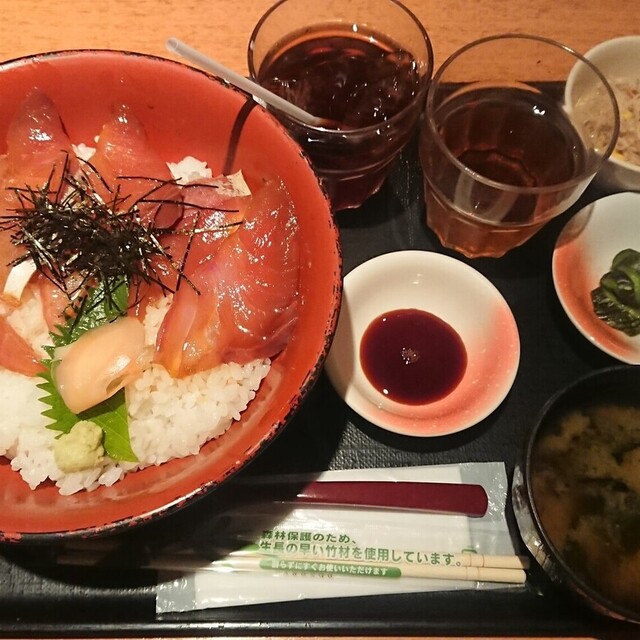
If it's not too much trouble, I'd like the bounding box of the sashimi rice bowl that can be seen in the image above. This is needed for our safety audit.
[0,50,341,541]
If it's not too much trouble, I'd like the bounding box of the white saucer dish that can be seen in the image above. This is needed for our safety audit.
[324,250,520,437]
[553,192,640,364]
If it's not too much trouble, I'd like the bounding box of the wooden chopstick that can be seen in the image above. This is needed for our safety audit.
[57,548,528,584]
[227,549,529,569]
[237,556,527,584]
[222,547,529,570]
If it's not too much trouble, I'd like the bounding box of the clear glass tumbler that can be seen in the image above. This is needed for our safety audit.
[419,34,620,258]
[248,0,433,211]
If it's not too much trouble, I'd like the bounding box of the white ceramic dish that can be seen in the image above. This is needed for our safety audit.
[566,35,640,192]
[324,250,520,437]
[553,192,640,364]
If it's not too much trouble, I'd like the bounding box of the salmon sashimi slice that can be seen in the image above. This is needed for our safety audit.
[85,104,182,228]
[155,179,299,377]
[0,315,44,377]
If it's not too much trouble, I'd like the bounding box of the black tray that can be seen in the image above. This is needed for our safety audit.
[1,139,638,638]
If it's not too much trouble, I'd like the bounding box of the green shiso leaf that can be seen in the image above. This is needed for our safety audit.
[36,367,78,434]
[62,275,130,346]
[37,277,138,462]
[592,248,640,337]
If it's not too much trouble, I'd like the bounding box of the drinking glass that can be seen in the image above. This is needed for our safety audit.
[248,0,433,211]
[419,34,620,258]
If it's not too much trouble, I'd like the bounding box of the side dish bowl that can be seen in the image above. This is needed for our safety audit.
[566,35,640,192]
[513,366,640,625]
[553,191,640,364]
[0,50,341,541]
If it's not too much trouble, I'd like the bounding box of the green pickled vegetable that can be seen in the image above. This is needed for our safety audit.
[591,248,640,336]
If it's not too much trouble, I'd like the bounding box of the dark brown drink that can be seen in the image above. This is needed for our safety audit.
[253,24,429,210]
[257,26,421,130]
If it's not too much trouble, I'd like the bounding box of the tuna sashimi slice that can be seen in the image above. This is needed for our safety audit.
[128,178,246,318]
[85,104,181,228]
[2,89,77,201]
[0,90,78,302]
[155,179,299,377]
[158,179,246,287]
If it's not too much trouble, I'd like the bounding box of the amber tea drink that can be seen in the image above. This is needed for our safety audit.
[248,0,433,211]
[420,34,619,258]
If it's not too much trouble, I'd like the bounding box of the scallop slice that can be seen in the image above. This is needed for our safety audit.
[54,316,150,413]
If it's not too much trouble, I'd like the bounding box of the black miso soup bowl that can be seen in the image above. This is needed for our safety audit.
[512,365,640,625]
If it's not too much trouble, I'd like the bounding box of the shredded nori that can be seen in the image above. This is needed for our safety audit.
[0,156,242,310]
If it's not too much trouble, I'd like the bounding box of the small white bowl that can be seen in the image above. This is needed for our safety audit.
[324,250,520,437]
[553,192,640,364]
[566,35,640,192]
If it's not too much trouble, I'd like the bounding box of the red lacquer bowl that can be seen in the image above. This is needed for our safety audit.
[0,50,341,541]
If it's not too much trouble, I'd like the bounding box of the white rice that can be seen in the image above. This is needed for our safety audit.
[0,155,271,495]
[0,291,270,495]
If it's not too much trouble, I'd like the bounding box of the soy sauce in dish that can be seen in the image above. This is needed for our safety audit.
[360,308,467,405]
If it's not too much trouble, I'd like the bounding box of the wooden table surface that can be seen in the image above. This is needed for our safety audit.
[1,1,638,639]
[2,0,638,76]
